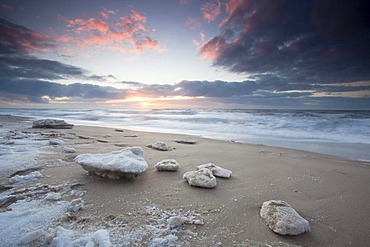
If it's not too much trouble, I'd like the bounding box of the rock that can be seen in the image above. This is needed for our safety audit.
[155,159,180,171]
[63,146,76,153]
[197,163,232,178]
[32,119,74,129]
[183,168,217,188]
[0,195,17,207]
[174,139,196,144]
[75,147,149,179]
[167,216,189,229]
[114,129,124,132]
[49,139,64,145]
[260,200,310,235]
[147,141,169,151]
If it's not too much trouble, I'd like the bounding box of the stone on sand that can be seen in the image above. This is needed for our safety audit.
[74,147,149,179]
[155,159,180,171]
[260,200,310,235]
[197,163,232,178]
[183,168,217,188]
[32,119,74,129]
[147,141,169,151]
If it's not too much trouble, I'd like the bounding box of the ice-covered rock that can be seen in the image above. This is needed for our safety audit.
[32,119,74,129]
[197,163,232,178]
[260,200,310,235]
[155,159,180,171]
[75,147,149,179]
[49,139,64,145]
[147,141,170,151]
[9,171,43,184]
[63,145,76,153]
[183,168,217,188]
[167,216,189,229]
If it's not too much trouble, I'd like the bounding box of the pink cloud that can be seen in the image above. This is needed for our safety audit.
[201,0,221,22]
[100,8,117,19]
[61,8,164,54]
[186,17,202,29]
[199,35,227,60]
[0,3,13,10]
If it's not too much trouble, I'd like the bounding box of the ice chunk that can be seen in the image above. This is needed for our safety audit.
[32,119,74,129]
[9,171,43,184]
[147,141,170,151]
[63,145,76,153]
[155,159,180,171]
[75,147,148,179]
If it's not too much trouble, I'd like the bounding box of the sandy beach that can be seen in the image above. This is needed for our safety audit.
[1,115,370,246]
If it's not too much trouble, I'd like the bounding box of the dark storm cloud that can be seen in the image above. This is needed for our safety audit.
[0,79,126,103]
[200,0,370,84]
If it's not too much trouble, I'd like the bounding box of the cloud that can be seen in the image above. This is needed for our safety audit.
[62,9,165,54]
[201,0,221,22]
[179,0,193,6]
[199,0,370,85]
[0,18,56,54]
[186,17,202,30]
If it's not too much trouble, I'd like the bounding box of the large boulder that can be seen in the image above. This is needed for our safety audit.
[75,147,148,179]
[197,163,232,178]
[155,159,180,171]
[260,200,310,235]
[183,168,217,188]
[32,119,74,129]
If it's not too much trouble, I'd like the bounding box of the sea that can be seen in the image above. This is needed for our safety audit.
[1,108,370,162]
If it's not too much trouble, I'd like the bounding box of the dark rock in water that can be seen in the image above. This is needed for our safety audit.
[32,119,74,129]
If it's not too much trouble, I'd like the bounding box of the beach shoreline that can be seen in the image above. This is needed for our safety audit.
[1,115,370,246]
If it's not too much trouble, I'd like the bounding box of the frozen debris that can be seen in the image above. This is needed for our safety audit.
[147,141,170,151]
[151,234,178,247]
[18,229,47,245]
[90,229,113,247]
[167,216,189,229]
[75,147,149,179]
[155,159,180,171]
[174,139,196,144]
[197,163,232,178]
[260,200,310,235]
[45,192,62,201]
[63,145,76,153]
[32,119,74,129]
[9,171,43,184]
[183,168,217,188]
[68,198,84,213]
[49,139,65,145]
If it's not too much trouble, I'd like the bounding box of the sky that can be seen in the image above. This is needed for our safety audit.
[0,0,369,109]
